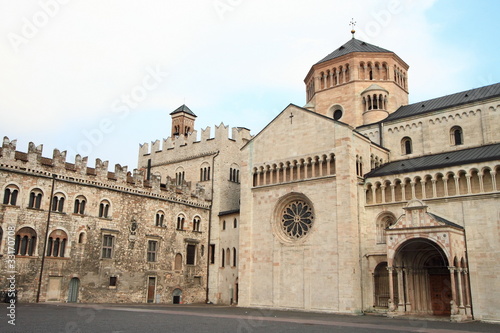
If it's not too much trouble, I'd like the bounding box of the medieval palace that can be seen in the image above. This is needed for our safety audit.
[1,36,499,322]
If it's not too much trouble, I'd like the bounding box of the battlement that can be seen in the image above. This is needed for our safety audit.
[0,136,209,208]
[139,123,252,157]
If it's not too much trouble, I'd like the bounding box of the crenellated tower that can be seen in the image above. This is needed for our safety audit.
[170,104,197,137]
[304,34,409,127]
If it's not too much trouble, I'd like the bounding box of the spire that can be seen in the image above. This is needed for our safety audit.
[350,18,356,39]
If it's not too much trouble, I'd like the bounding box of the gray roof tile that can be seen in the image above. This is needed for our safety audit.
[316,38,392,65]
[428,213,463,229]
[386,82,500,122]
[365,143,500,177]
[170,104,197,117]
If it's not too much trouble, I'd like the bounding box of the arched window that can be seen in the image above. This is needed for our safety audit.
[175,169,185,185]
[221,249,225,267]
[401,137,412,155]
[14,227,37,256]
[233,218,238,228]
[78,232,86,244]
[174,253,183,270]
[193,216,201,232]
[0,226,3,251]
[99,200,110,218]
[233,248,237,267]
[3,185,19,206]
[222,220,226,230]
[52,193,65,212]
[226,247,231,267]
[376,213,396,244]
[155,211,165,227]
[73,195,86,214]
[176,214,185,230]
[47,229,68,257]
[200,163,210,181]
[28,189,43,209]
[450,126,463,145]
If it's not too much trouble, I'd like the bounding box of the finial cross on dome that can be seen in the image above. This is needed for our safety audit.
[350,18,356,39]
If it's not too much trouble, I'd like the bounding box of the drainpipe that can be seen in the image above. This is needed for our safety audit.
[357,177,365,314]
[205,150,219,303]
[36,173,57,303]
[378,122,384,147]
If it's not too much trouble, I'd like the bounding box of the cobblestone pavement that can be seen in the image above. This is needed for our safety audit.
[1,303,499,333]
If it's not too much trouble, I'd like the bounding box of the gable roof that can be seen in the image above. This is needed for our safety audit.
[170,104,197,117]
[385,82,500,122]
[365,143,500,177]
[316,38,393,65]
[428,213,463,229]
[240,104,353,150]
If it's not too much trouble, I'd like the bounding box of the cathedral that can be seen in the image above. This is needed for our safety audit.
[1,35,499,323]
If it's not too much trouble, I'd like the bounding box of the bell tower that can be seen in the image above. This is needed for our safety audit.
[170,104,197,137]
[304,31,409,127]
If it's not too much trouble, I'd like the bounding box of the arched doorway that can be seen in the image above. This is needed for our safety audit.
[67,278,80,303]
[374,262,398,308]
[391,238,451,316]
[172,288,182,304]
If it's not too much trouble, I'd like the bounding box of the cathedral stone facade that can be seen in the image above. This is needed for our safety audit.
[1,36,499,322]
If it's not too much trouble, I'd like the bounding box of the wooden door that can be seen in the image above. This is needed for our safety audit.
[147,277,156,303]
[67,278,79,303]
[429,274,451,316]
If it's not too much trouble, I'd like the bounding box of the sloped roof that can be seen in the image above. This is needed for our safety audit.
[170,104,197,117]
[385,82,500,122]
[428,213,463,229]
[365,143,500,177]
[316,38,392,65]
[362,83,389,94]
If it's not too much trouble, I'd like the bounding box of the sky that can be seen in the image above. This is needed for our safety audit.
[1,0,499,170]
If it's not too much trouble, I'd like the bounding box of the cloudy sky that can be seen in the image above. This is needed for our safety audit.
[1,0,499,169]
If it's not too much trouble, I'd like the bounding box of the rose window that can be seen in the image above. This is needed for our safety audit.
[281,200,314,239]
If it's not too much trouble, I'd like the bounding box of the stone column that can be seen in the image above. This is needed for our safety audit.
[421,181,427,199]
[381,185,386,203]
[396,267,405,312]
[432,179,437,198]
[401,184,406,201]
[491,171,497,191]
[457,268,464,309]
[410,181,416,199]
[391,184,396,202]
[463,268,472,317]
[448,266,457,307]
[404,268,412,312]
[478,173,484,193]
[387,266,396,312]
[466,175,472,194]
[326,157,331,175]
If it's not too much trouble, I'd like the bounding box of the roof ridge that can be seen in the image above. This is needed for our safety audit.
[316,38,393,65]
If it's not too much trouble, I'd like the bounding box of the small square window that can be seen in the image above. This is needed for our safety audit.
[109,276,117,287]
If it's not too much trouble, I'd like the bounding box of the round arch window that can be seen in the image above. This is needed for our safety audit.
[333,109,343,120]
[273,193,314,243]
